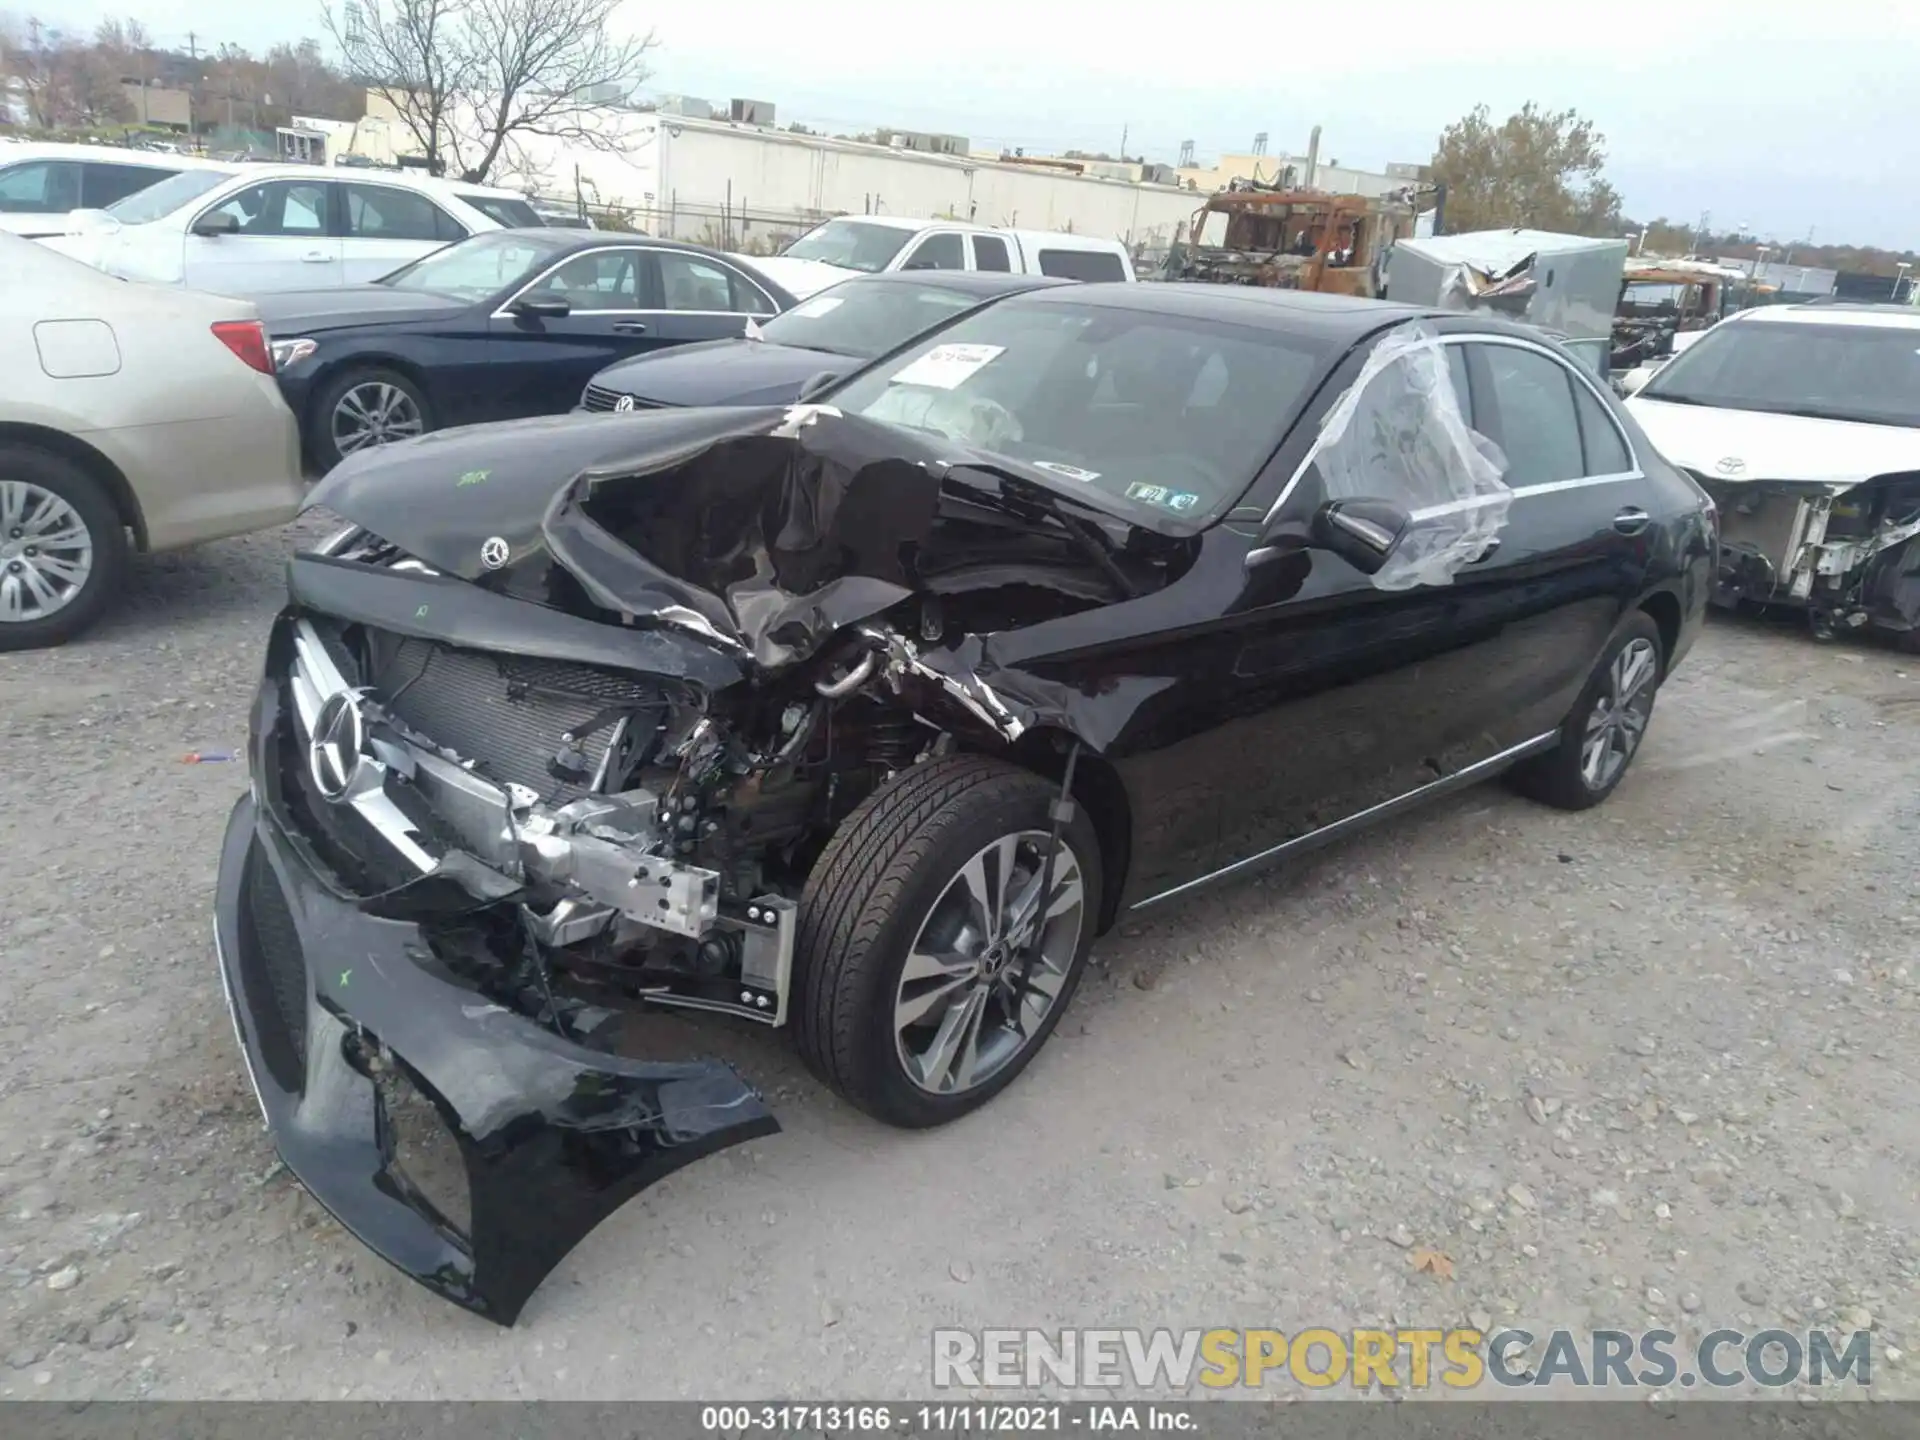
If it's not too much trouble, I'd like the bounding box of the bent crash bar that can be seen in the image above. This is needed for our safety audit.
[213,639,777,1325]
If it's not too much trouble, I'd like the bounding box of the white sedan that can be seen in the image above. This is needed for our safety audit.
[1626,303,1920,648]
[39,164,542,293]
[0,233,305,649]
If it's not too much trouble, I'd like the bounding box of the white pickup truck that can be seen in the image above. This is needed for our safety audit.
[740,215,1135,299]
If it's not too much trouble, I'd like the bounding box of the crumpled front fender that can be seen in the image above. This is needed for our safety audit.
[213,793,778,1325]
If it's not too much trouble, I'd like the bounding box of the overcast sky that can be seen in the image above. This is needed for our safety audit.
[47,0,1920,249]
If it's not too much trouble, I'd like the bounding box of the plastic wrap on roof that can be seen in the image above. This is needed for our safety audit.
[1307,321,1511,591]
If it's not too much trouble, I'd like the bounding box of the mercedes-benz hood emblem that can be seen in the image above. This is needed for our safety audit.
[308,690,365,802]
[480,536,510,569]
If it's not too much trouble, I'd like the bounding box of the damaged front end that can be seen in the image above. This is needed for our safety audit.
[1698,470,1920,644]
[218,404,1183,1322]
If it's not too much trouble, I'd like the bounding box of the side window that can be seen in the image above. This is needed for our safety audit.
[343,184,453,243]
[902,232,965,270]
[529,249,642,311]
[0,161,80,212]
[972,234,1012,272]
[82,163,173,209]
[1037,248,1126,281]
[658,251,762,311]
[1572,380,1633,475]
[201,180,328,236]
[1479,344,1584,486]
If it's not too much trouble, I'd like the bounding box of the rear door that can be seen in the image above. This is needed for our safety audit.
[337,181,468,283]
[185,177,341,291]
[1452,333,1652,731]
[971,234,1013,272]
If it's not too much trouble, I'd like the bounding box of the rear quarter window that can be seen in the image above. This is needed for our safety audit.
[1036,248,1126,282]
[459,194,542,227]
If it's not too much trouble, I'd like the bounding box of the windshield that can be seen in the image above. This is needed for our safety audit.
[783,218,915,273]
[1641,318,1920,428]
[759,279,986,358]
[376,230,561,300]
[106,168,228,224]
[825,296,1331,526]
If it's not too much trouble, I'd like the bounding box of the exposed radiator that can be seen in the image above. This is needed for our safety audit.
[365,632,667,803]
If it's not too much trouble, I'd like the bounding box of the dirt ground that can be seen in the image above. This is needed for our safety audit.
[1,519,1916,1402]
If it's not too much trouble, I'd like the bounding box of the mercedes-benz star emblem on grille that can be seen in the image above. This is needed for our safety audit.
[614,394,636,412]
[308,691,365,802]
[479,536,510,570]
[1714,456,1747,476]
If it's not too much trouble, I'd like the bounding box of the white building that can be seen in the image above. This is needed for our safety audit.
[377,105,1208,252]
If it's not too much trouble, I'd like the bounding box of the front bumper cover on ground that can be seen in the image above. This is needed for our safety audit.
[212,786,778,1325]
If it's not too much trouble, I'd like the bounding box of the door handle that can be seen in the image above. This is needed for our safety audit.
[611,321,649,335]
[1613,506,1651,535]
[300,251,333,263]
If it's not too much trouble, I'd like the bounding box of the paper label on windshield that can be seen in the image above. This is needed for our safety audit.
[889,343,1005,390]
[1126,482,1202,513]
[789,295,845,318]
[1033,460,1101,482]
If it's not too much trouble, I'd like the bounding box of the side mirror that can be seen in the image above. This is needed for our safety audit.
[510,294,571,320]
[796,369,841,402]
[190,211,239,237]
[1310,498,1411,575]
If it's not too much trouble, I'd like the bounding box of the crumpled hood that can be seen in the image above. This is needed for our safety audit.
[1628,397,1920,490]
[305,405,1130,672]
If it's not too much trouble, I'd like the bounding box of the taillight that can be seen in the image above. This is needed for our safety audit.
[210,320,273,375]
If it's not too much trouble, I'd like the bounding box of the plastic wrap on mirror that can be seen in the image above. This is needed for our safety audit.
[1307,321,1511,591]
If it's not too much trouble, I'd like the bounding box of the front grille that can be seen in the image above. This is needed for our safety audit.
[365,631,667,803]
[581,383,667,413]
[237,845,307,1093]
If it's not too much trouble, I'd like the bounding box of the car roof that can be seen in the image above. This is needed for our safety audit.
[0,141,228,168]
[486,227,780,264]
[197,163,529,200]
[1734,302,1920,330]
[835,270,1071,296]
[1015,281,1442,336]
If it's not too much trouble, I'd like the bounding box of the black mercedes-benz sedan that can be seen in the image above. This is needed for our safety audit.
[578,270,1066,413]
[215,283,1716,1324]
[258,229,795,468]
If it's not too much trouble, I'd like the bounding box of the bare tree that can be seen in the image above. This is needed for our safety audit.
[325,0,655,182]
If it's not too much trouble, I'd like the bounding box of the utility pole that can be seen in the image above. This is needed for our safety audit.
[187,31,198,59]
[1119,123,1127,161]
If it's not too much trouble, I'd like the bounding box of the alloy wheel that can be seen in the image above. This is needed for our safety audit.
[894,830,1087,1096]
[1580,637,1658,791]
[0,481,94,624]
[332,381,425,457]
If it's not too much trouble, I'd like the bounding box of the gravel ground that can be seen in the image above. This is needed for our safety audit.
[1,521,1916,1403]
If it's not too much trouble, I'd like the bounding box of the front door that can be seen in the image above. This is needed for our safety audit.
[486,246,782,418]
[184,177,341,292]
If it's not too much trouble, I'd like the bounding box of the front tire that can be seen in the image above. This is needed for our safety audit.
[313,367,431,471]
[794,755,1102,1128]
[1508,612,1664,811]
[0,445,127,652]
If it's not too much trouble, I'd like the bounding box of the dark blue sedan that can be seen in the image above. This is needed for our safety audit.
[257,229,795,469]
[579,270,1066,413]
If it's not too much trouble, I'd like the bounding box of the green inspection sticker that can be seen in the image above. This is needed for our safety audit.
[1125,482,1202,513]
[456,469,491,487]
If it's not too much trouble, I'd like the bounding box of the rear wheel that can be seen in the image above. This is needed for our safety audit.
[1508,612,1663,811]
[313,367,430,470]
[0,444,127,652]
[794,755,1101,1128]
